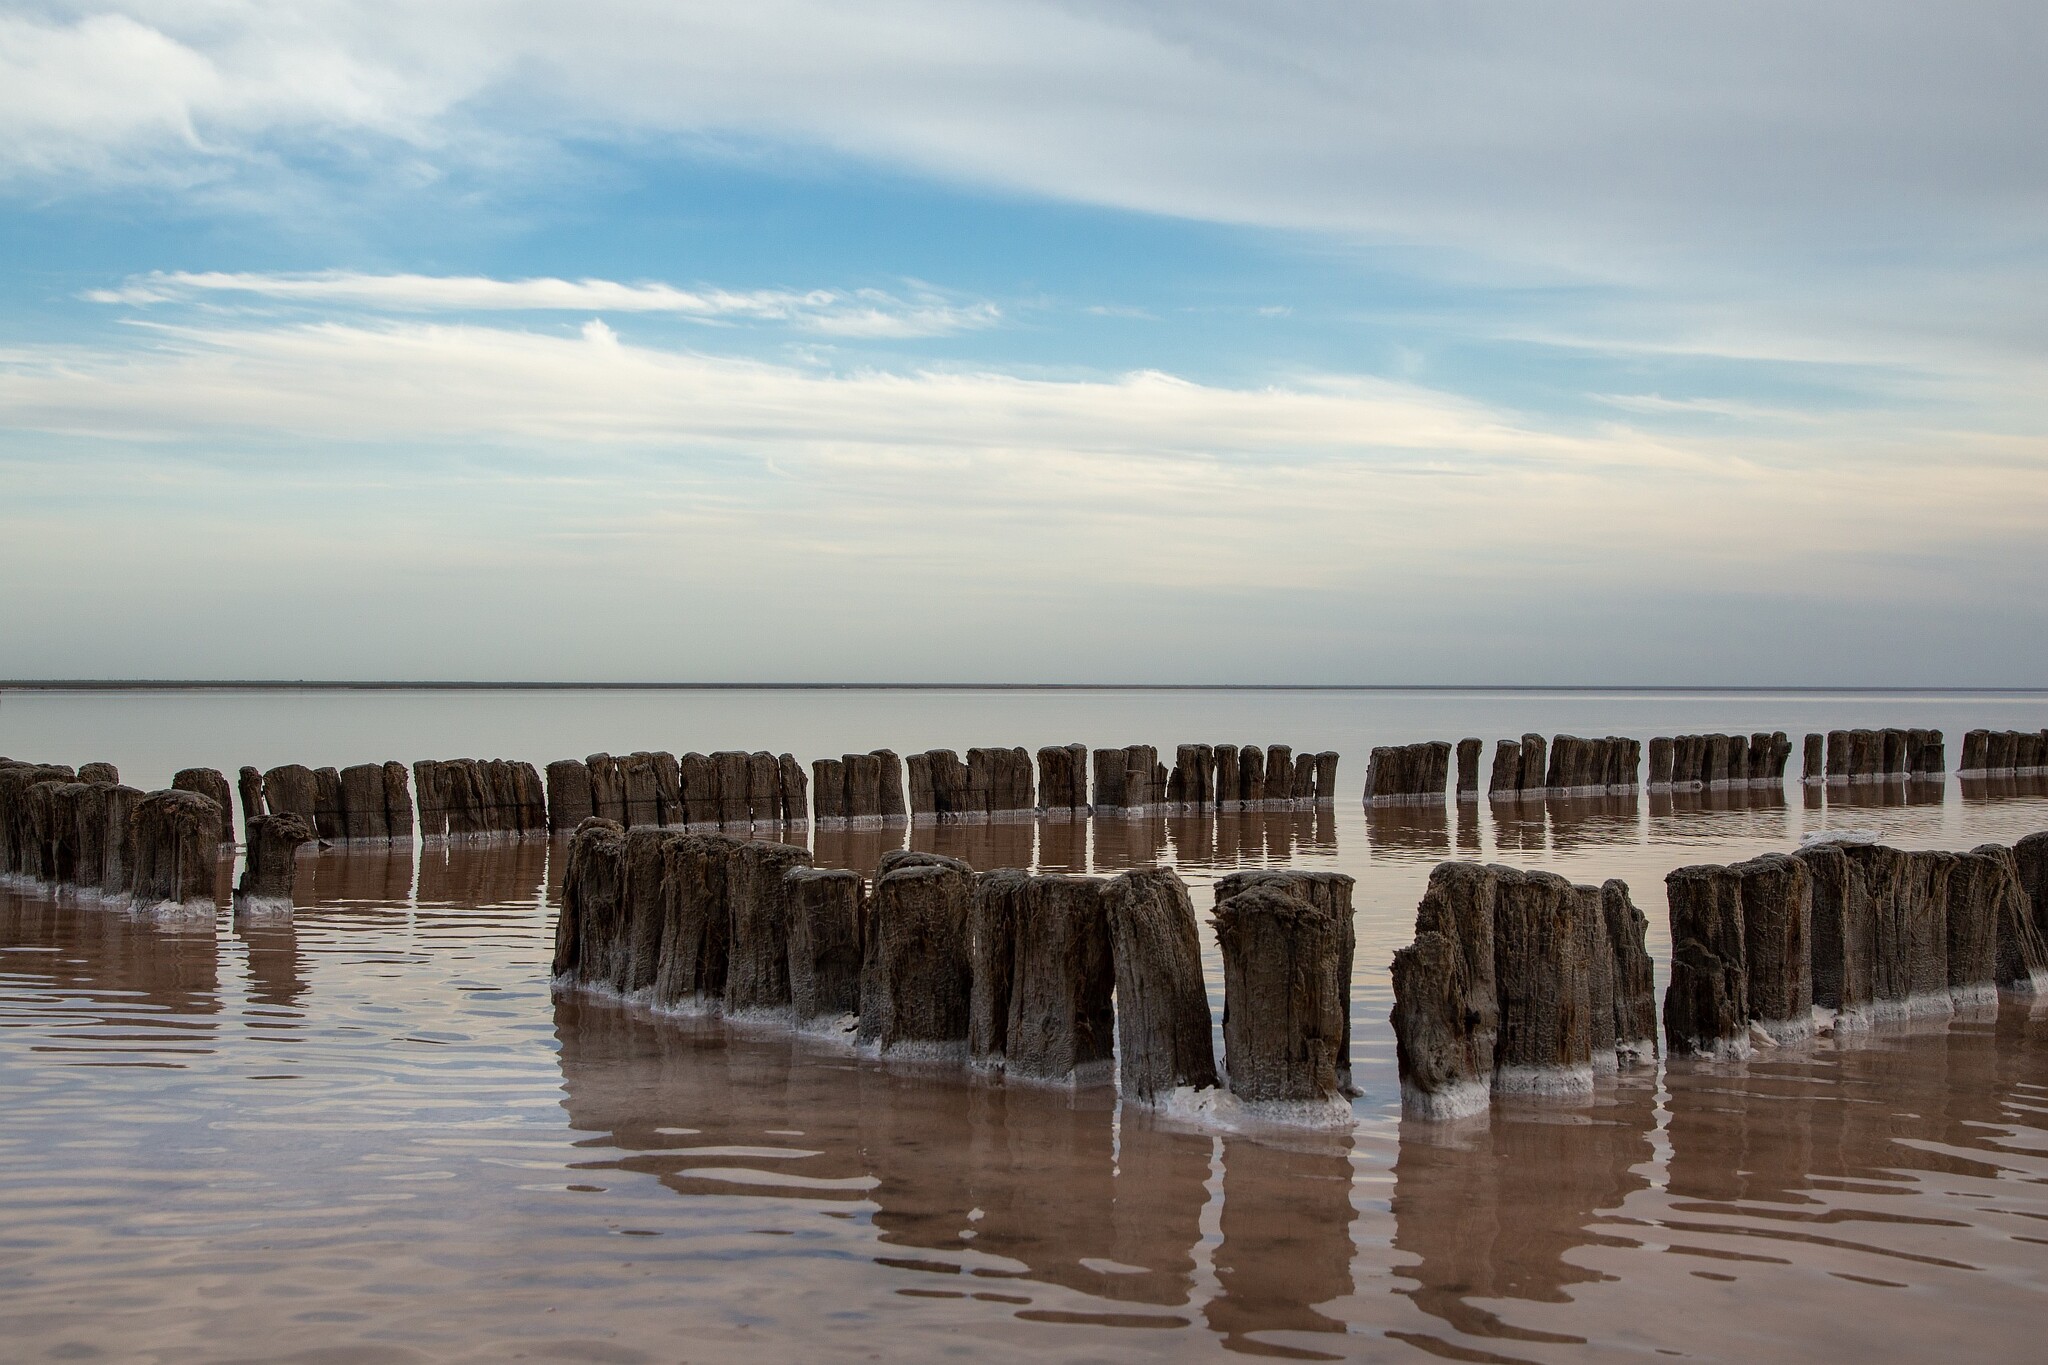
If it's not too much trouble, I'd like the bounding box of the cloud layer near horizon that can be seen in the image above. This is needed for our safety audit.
[6,279,2044,682]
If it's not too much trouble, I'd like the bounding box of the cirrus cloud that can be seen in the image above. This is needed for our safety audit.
[85,270,1002,338]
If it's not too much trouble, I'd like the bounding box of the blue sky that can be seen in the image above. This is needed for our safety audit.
[2,2,2044,683]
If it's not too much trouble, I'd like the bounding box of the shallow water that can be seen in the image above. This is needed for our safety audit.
[3,688,2047,1361]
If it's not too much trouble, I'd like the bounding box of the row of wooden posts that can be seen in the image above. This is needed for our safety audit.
[1,758,239,909]
[1367,733,1784,805]
[1959,730,2048,777]
[545,744,1342,830]
[193,744,1346,845]
[1390,829,2048,1120]
[552,817,1358,1110]
[15,725,2036,863]
[1368,727,1981,805]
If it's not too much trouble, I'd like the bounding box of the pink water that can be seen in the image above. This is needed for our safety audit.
[3,687,2046,1361]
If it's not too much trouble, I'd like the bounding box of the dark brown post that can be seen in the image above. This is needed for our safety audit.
[1102,868,1218,1103]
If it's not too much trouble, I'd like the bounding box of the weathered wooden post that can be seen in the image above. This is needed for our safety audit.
[127,789,225,911]
[92,783,142,896]
[616,827,681,995]
[236,765,265,833]
[1212,885,1348,1106]
[170,768,235,845]
[842,752,881,824]
[614,753,657,827]
[1737,853,1812,1042]
[1102,868,1218,1103]
[1658,736,1683,791]
[777,753,809,823]
[968,867,1027,1066]
[1491,867,1593,1094]
[1943,848,2009,1007]
[650,832,742,1010]
[1968,843,2048,993]
[1002,874,1115,1083]
[785,867,866,1027]
[1240,742,1267,806]
[871,750,906,823]
[546,759,593,833]
[812,757,847,827]
[553,817,626,985]
[1487,740,1521,800]
[1602,880,1658,1063]
[714,752,752,824]
[1213,745,1241,812]
[584,754,624,824]
[1663,862,1749,1056]
[858,860,974,1058]
[1391,861,1496,1119]
[1215,869,1357,1094]
[1455,738,1482,801]
[335,763,387,840]
[679,752,718,827]
[383,761,414,840]
[1314,751,1340,805]
[723,840,814,1017]
[1801,734,1824,785]
[237,813,315,910]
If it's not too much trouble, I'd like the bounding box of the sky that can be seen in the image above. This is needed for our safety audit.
[1,1,2044,684]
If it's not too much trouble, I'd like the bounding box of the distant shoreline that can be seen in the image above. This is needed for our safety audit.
[3,681,2043,695]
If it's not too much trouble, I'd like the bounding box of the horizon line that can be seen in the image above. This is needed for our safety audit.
[4,680,2046,695]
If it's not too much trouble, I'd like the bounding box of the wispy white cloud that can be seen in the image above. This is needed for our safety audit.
[3,312,2038,550]
[8,3,2039,400]
[7,4,2041,262]
[3,309,2044,680]
[0,313,1638,467]
[1589,394,1826,423]
[85,270,1001,338]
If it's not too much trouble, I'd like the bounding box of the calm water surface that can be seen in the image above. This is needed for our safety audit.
[3,688,2046,1361]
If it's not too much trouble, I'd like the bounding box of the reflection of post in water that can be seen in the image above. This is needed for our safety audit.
[0,884,222,1021]
[554,999,860,1199]
[1204,1133,1357,1357]
[1212,811,1248,868]
[1544,793,1639,853]
[233,909,305,1009]
[551,997,1211,1321]
[1650,786,1794,845]
[1166,814,1216,872]
[811,824,909,877]
[1960,774,2048,805]
[1903,776,1947,807]
[416,838,548,909]
[211,846,236,908]
[300,840,415,907]
[863,1083,1202,1322]
[1262,811,1297,865]
[907,820,1033,872]
[1310,804,1336,852]
[1455,800,1481,853]
[1035,817,1087,873]
[1391,1082,1655,1355]
[1867,777,1941,810]
[1825,781,1944,811]
[1092,815,1167,872]
[1491,795,1546,857]
[1665,1013,2048,1218]
[1365,801,1449,856]
[1105,1117,1212,1314]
